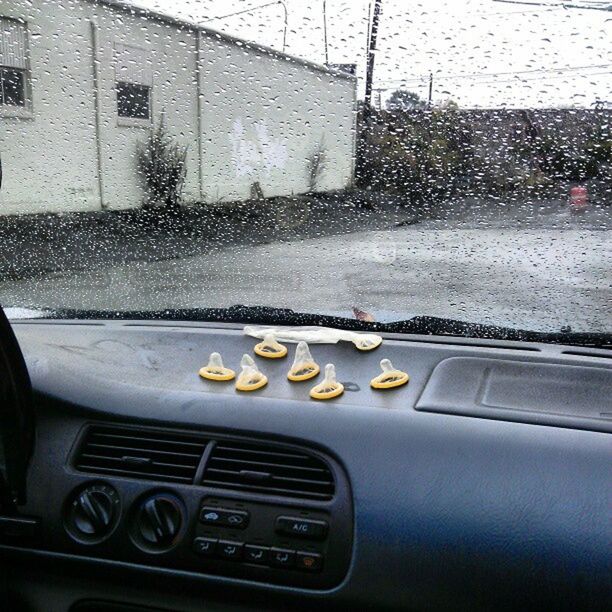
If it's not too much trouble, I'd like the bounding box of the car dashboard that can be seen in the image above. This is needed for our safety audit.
[0,319,610,612]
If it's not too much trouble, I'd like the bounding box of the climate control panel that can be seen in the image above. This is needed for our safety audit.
[190,497,332,577]
[55,431,353,589]
[59,485,350,588]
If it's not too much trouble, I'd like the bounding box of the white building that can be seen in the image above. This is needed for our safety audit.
[0,0,357,215]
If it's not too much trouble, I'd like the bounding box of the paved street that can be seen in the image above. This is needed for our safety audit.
[1,201,610,333]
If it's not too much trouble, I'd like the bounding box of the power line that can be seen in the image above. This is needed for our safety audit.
[375,63,612,86]
[491,0,612,12]
[480,6,562,14]
[396,63,612,81]
[201,1,281,23]
[450,70,611,86]
[200,0,288,52]
[376,70,611,95]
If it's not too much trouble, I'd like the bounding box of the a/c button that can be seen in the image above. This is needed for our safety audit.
[275,516,328,540]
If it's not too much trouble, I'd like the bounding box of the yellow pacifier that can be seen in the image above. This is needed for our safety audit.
[352,334,383,352]
[199,352,236,381]
[254,333,288,359]
[370,359,409,389]
[236,354,268,392]
[287,341,320,382]
[310,364,344,400]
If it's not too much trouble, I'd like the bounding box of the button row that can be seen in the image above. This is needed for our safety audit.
[193,537,323,572]
[199,507,249,529]
[199,507,329,543]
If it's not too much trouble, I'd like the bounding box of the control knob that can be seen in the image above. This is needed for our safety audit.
[132,492,184,551]
[65,482,120,543]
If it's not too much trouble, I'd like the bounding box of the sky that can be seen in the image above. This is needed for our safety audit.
[133,0,612,108]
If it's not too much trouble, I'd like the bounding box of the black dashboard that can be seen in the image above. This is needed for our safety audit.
[1,319,611,611]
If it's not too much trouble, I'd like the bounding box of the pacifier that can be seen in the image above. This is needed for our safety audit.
[254,333,288,359]
[198,352,236,381]
[310,364,344,400]
[370,359,409,389]
[236,354,268,391]
[287,341,320,382]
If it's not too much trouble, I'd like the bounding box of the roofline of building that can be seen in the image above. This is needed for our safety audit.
[90,0,357,82]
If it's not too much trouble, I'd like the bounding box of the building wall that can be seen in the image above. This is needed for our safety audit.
[198,34,356,202]
[91,5,201,210]
[0,0,100,214]
[0,0,356,215]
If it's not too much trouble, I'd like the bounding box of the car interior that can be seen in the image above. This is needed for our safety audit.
[0,305,610,611]
[0,0,610,610]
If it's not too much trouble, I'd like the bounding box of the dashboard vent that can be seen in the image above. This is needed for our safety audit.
[202,440,335,500]
[74,425,207,484]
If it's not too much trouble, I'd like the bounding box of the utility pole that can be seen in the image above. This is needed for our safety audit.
[364,0,383,123]
[364,2,372,62]
[323,0,329,65]
[280,0,288,53]
[428,72,433,108]
[373,88,384,110]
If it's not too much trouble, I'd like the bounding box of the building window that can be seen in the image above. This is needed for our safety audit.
[117,82,150,120]
[115,43,152,124]
[0,67,25,106]
[0,18,29,110]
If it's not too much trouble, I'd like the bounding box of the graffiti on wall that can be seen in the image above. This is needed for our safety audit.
[230,118,288,178]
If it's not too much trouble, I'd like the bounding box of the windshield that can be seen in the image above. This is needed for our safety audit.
[0,0,610,341]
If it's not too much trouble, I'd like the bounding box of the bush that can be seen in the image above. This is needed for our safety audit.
[515,117,610,184]
[306,141,327,193]
[356,104,474,203]
[137,118,188,209]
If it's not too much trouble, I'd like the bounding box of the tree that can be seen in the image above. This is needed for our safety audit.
[386,90,426,112]
[137,117,188,209]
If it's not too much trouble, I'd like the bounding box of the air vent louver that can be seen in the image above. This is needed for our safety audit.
[202,441,335,500]
[75,425,207,483]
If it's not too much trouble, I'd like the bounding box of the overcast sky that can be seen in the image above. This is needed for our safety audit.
[134,0,611,108]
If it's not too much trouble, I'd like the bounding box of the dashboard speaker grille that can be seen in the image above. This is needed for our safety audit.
[202,441,335,500]
[74,425,207,483]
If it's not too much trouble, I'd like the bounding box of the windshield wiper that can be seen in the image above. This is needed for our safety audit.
[38,305,612,349]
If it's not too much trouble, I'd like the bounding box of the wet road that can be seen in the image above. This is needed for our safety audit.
[1,203,610,333]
